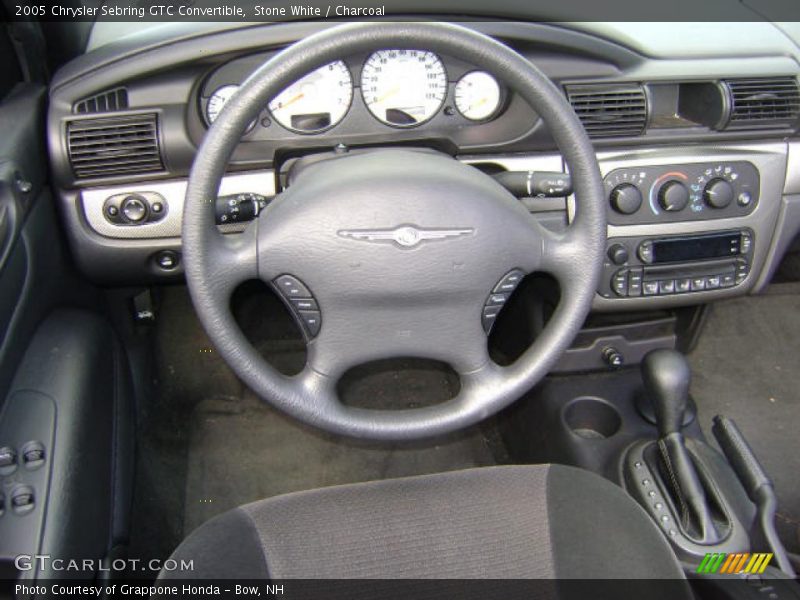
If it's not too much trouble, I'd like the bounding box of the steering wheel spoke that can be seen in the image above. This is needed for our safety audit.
[202,221,260,298]
[535,225,590,296]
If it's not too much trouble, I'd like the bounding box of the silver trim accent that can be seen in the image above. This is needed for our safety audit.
[785,141,800,195]
[81,170,275,239]
[338,225,474,248]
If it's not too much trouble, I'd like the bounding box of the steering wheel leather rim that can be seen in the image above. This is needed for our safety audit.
[183,22,606,440]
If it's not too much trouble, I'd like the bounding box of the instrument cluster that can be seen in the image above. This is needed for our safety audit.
[200,49,508,135]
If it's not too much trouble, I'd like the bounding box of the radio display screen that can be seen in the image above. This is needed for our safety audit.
[653,233,741,263]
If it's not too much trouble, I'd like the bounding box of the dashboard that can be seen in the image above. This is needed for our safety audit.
[45,20,800,314]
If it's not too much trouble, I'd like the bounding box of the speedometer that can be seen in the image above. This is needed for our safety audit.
[269,61,353,133]
[361,50,447,127]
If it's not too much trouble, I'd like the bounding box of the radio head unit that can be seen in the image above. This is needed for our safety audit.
[599,230,754,300]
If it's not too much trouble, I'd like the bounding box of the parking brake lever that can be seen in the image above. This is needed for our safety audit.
[712,416,796,578]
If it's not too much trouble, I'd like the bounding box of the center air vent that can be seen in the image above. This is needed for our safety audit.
[566,84,648,138]
[66,113,163,179]
[723,77,800,130]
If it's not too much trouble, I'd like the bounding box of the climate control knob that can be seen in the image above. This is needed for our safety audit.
[657,180,689,212]
[703,178,734,209]
[609,183,643,215]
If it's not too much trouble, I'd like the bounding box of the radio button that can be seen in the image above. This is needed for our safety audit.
[607,244,629,265]
[612,270,629,296]
[628,269,643,297]
[691,277,707,291]
[676,278,692,293]
[706,276,721,289]
[659,280,675,294]
[740,233,752,254]
[638,241,654,264]
[721,274,736,288]
[643,281,659,296]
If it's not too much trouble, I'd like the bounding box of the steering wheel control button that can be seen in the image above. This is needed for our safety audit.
[275,275,312,299]
[482,270,526,334]
[487,293,508,306]
[299,311,322,337]
[10,485,35,516]
[291,298,318,312]
[482,305,502,333]
[274,275,322,338]
[0,446,17,475]
[21,441,45,470]
[492,269,525,293]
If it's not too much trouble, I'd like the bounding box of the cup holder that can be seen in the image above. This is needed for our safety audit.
[563,397,622,440]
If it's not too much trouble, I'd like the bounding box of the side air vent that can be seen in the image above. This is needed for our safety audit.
[73,87,129,114]
[723,77,800,130]
[67,113,163,179]
[565,84,648,138]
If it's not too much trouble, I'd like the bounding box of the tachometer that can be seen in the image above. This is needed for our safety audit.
[454,71,502,121]
[361,50,447,127]
[269,61,353,133]
[206,84,242,125]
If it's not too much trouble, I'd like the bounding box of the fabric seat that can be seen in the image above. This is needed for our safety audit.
[161,464,689,591]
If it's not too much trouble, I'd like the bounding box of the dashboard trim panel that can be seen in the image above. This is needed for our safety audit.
[81,170,275,239]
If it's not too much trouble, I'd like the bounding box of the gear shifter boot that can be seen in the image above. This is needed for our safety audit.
[657,432,723,545]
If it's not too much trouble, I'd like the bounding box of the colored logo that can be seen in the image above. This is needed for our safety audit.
[697,553,773,575]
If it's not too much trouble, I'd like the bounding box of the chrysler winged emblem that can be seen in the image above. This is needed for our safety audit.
[338,225,474,249]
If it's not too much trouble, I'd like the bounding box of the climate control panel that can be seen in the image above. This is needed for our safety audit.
[605,161,759,225]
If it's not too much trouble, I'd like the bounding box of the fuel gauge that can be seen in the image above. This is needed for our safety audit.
[454,71,502,122]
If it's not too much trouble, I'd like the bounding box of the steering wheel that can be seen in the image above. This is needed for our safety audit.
[183,22,606,440]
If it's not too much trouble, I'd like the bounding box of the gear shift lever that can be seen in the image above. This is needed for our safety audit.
[642,349,691,437]
[642,349,722,544]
